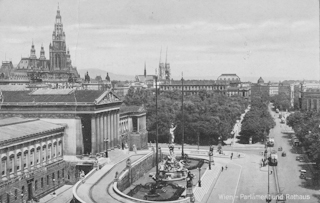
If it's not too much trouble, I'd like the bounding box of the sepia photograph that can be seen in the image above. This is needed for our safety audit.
[0,0,319,202]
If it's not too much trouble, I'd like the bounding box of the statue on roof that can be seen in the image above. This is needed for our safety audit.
[84,71,90,83]
[106,72,111,82]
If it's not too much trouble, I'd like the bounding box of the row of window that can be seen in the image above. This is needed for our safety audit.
[161,86,226,91]
[218,77,240,81]
[1,141,62,177]
[0,169,65,203]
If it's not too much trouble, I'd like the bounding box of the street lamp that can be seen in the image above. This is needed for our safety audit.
[52,178,56,196]
[197,132,200,150]
[181,74,185,157]
[104,139,109,158]
[198,167,201,187]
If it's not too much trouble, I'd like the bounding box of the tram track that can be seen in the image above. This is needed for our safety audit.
[272,166,281,194]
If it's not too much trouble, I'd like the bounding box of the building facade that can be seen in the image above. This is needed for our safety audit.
[0,117,65,202]
[0,6,79,84]
[278,83,295,107]
[159,79,250,98]
[0,89,122,156]
[251,77,279,99]
[119,105,148,151]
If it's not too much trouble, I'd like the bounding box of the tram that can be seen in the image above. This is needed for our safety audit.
[267,138,275,147]
[269,153,278,166]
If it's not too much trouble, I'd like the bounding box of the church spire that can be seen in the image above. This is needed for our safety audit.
[30,41,36,59]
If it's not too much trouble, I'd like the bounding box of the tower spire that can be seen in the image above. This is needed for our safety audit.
[165,46,168,64]
[159,47,162,63]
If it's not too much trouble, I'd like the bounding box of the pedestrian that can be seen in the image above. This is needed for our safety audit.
[225,165,228,170]
[230,155,233,160]
[238,154,241,158]
[133,144,137,154]
[221,166,224,172]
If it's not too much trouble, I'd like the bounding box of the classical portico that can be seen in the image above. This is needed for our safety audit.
[0,89,122,156]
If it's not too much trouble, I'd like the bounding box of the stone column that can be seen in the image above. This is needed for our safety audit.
[107,112,111,149]
[0,153,2,180]
[28,145,33,170]
[100,114,104,153]
[104,113,107,151]
[60,138,64,157]
[13,149,17,175]
[116,111,120,147]
[110,111,114,149]
[5,150,9,180]
[19,148,23,173]
[113,112,117,147]
[96,114,100,153]
[91,115,97,154]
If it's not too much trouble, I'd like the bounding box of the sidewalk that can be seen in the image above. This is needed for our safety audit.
[204,162,242,203]
[39,185,73,203]
[193,163,222,203]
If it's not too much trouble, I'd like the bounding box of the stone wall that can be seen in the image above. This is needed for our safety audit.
[117,152,156,192]
[41,118,83,155]
[128,130,148,151]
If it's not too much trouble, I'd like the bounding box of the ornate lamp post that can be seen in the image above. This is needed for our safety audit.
[52,178,56,196]
[198,167,201,187]
[209,145,213,170]
[266,146,271,203]
[104,139,109,158]
[181,74,185,157]
[155,76,159,182]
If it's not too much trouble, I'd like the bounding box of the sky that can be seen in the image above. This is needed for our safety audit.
[0,0,318,81]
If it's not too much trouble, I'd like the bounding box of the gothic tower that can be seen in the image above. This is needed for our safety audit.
[39,44,47,69]
[49,5,67,71]
[30,42,36,59]
[29,42,37,68]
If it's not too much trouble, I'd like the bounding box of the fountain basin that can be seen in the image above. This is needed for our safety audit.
[149,170,187,182]
[127,182,185,201]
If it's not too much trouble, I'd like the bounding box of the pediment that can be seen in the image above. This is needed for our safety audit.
[95,91,121,105]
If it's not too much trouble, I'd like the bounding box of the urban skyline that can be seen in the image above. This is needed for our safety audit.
[0,0,318,81]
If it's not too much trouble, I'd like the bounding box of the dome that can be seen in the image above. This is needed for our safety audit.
[257,77,264,84]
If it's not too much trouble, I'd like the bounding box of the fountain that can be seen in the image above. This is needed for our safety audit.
[149,154,188,182]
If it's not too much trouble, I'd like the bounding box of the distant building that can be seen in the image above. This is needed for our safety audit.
[300,82,320,111]
[278,82,295,107]
[0,89,122,156]
[135,63,157,88]
[119,105,148,150]
[301,88,320,111]
[217,74,240,82]
[0,6,79,84]
[159,77,250,98]
[0,117,65,202]
[0,61,14,79]
[251,77,279,99]
[268,82,279,96]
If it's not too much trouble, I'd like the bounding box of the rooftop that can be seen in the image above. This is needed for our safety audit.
[120,105,146,114]
[1,90,119,104]
[0,117,65,143]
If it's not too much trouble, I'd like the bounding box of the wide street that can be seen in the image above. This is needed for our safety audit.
[206,107,320,203]
[270,109,319,202]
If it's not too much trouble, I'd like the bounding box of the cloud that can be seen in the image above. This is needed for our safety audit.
[0,25,52,32]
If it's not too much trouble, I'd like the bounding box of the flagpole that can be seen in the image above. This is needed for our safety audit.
[155,76,159,181]
[181,73,184,157]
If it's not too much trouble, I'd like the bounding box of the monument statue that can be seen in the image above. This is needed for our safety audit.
[169,123,177,144]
